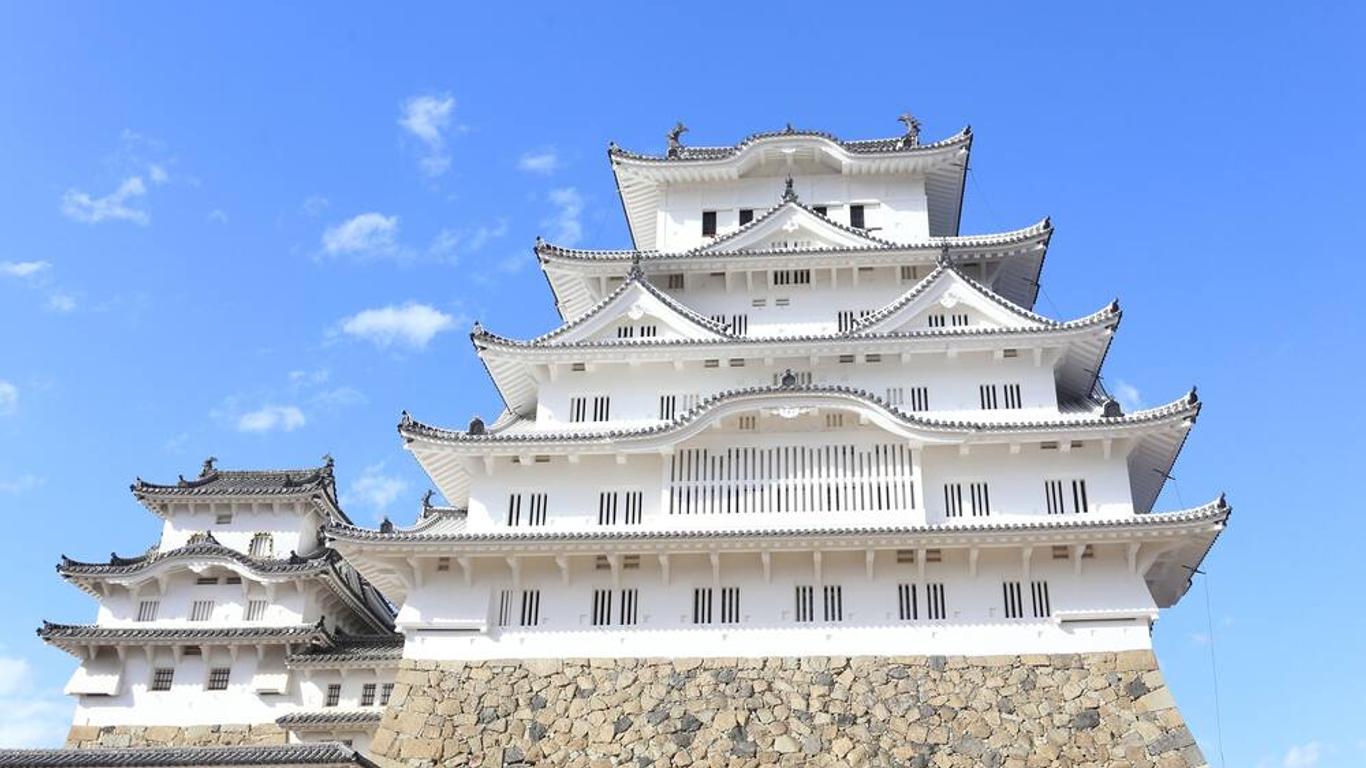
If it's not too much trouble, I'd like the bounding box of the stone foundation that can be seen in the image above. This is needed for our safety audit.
[65,723,288,749]
[372,652,1205,768]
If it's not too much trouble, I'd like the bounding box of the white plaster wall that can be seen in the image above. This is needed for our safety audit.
[402,547,1157,660]
[533,352,1062,427]
[92,572,310,626]
[658,177,929,252]
[69,648,394,728]
[159,501,324,555]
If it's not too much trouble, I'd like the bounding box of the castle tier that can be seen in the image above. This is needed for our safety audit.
[327,118,1226,767]
[44,459,402,753]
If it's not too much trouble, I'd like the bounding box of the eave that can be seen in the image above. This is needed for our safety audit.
[539,217,1048,319]
[327,498,1228,610]
[609,127,972,248]
[399,385,1197,511]
[37,621,335,657]
[473,306,1119,419]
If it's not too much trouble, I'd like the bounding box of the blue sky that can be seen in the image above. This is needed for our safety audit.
[1,2,1363,763]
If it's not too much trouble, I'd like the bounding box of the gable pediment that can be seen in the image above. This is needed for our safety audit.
[696,202,892,254]
[542,281,730,345]
[851,268,1050,335]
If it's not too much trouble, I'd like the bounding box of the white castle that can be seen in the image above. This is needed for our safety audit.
[23,115,1226,768]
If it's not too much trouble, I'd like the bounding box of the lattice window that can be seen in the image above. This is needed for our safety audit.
[150,668,174,691]
[659,394,699,420]
[1045,479,1090,515]
[719,587,741,624]
[667,444,915,515]
[597,490,644,525]
[619,589,639,625]
[569,395,611,423]
[497,589,514,627]
[522,589,541,626]
[666,274,685,290]
[190,600,214,622]
[692,588,713,624]
[136,600,159,622]
[506,493,548,526]
[361,683,377,707]
[249,533,273,558]
[837,309,873,332]
[823,585,844,622]
[772,269,811,286]
[943,482,990,518]
[379,683,394,705]
[1003,581,1025,619]
[325,683,341,707]
[925,583,947,620]
[245,600,268,622]
[897,583,918,621]
[794,586,815,622]
[206,668,230,691]
[591,590,613,626]
[1031,581,1051,618]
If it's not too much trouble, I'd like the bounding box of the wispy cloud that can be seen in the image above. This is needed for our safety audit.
[321,212,401,259]
[236,405,306,433]
[544,187,584,245]
[0,474,42,494]
[0,654,72,747]
[343,463,409,519]
[0,261,50,279]
[207,208,228,223]
[0,381,16,416]
[337,302,457,350]
[1111,379,1143,411]
[46,293,76,313]
[399,93,457,177]
[1283,742,1321,767]
[301,195,330,217]
[518,149,560,174]
[61,176,149,225]
[428,220,509,265]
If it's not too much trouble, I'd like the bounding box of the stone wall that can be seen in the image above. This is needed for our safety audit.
[372,652,1206,768]
[65,724,287,749]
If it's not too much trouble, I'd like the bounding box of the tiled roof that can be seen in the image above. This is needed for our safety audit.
[37,621,335,655]
[132,458,336,499]
[286,633,404,668]
[398,384,1198,446]
[0,744,376,768]
[275,711,384,730]
[58,542,340,577]
[327,497,1229,544]
[608,125,971,163]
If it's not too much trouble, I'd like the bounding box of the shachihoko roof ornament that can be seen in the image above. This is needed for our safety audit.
[781,176,798,203]
[666,121,688,158]
[898,112,921,148]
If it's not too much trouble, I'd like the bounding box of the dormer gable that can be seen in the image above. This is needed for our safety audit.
[848,265,1053,336]
[693,199,896,255]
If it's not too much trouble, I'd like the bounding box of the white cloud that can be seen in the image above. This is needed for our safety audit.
[343,463,409,517]
[518,150,560,174]
[61,176,149,225]
[399,94,456,177]
[428,220,509,265]
[321,213,400,259]
[288,369,331,388]
[46,293,76,313]
[0,380,16,415]
[544,187,584,246]
[0,261,50,278]
[148,164,169,185]
[338,302,456,350]
[1111,379,1143,411]
[0,654,71,747]
[208,208,228,223]
[236,405,306,433]
[0,474,42,494]
[1283,742,1321,768]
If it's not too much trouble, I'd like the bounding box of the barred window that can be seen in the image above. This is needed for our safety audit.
[206,668,230,691]
[1045,480,1090,515]
[245,600,268,622]
[361,683,377,707]
[1031,581,1051,618]
[136,600,159,622]
[591,590,613,626]
[497,589,514,627]
[379,683,395,706]
[897,583,917,621]
[944,482,990,517]
[520,590,541,627]
[692,588,713,624]
[249,533,274,558]
[569,395,611,422]
[598,490,643,525]
[719,587,740,624]
[925,583,947,620]
[506,492,548,526]
[794,586,815,622]
[1003,581,1025,619]
[325,683,341,707]
[823,585,844,622]
[190,600,215,622]
[150,668,174,691]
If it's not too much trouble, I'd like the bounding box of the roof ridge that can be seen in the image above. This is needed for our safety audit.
[608,125,971,163]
